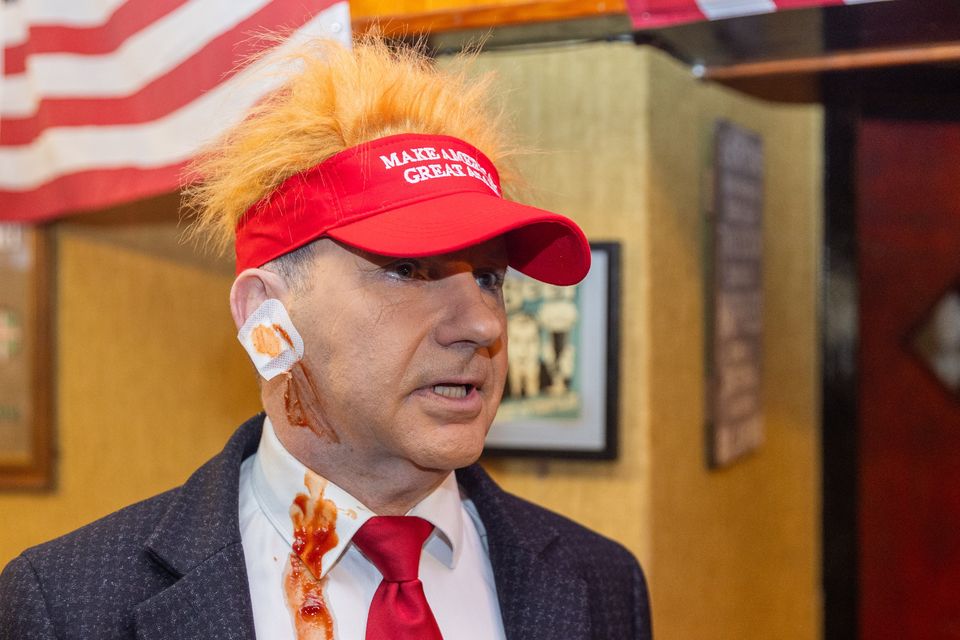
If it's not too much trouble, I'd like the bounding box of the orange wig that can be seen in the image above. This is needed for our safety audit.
[185,34,521,256]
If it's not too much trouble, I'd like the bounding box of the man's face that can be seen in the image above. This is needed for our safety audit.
[285,238,509,474]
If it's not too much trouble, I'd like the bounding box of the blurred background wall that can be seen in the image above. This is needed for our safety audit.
[0,41,822,640]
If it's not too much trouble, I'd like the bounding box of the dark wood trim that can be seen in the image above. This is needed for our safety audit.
[821,74,861,640]
[818,7,871,625]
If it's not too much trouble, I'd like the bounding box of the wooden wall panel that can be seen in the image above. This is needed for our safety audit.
[351,0,627,34]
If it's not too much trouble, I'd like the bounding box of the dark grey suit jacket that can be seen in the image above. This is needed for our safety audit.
[0,415,652,639]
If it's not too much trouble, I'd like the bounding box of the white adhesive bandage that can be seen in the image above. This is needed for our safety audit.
[238,299,305,380]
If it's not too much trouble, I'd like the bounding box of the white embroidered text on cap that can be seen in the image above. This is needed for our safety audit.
[238,299,305,380]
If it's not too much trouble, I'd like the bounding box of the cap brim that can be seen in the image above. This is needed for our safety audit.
[326,191,590,286]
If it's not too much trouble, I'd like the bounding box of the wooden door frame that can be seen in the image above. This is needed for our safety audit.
[822,65,960,640]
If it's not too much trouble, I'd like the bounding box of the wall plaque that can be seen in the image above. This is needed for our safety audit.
[0,224,54,489]
[707,121,764,468]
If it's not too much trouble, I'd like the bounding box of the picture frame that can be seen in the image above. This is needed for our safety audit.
[484,242,620,459]
[705,120,764,469]
[0,224,55,489]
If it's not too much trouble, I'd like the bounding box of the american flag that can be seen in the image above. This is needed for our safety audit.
[0,0,350,221]
[627,0,887,29]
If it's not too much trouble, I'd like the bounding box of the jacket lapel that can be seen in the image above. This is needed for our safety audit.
[133,544,253,640]
[134,415,265,640]
[457,465,590,640]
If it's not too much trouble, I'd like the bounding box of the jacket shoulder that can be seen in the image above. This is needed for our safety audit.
[457,463,653,639]
[460,463,638,564]
[1,490,180,639]
[0,416,263,639]
[493,483,642,569]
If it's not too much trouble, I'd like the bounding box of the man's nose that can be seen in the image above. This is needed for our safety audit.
[434,273,505,349]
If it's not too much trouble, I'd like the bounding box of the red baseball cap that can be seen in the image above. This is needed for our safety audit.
[235,133,590,286]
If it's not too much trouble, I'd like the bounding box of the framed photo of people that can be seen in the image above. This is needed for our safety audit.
[0,224,54,489]
[484,242,620,459]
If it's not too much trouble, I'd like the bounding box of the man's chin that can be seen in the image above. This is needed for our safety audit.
[410,433,487,472]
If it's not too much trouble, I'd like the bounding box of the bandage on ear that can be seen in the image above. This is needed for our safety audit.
[238,299,305,380]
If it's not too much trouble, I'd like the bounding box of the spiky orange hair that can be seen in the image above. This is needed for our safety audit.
[185,34,521,256]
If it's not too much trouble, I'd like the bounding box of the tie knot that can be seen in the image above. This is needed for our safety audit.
[352,516,434,582]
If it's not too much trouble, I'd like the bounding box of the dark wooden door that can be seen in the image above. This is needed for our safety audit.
[857,119,960,639]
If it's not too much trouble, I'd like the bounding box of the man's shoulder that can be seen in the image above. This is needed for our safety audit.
[1,489,182,640]
[12,414,264,575]
[18,487,178,575]
[457,463,639,568]
[0,415,265,639]
[457,463,652,639]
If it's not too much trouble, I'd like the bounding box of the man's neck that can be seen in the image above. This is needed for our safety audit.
[269,411,450,516]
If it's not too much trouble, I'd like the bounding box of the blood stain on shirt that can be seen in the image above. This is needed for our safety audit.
[284,472,339,639]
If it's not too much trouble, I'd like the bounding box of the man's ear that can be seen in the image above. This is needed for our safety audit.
[230,268,290,330]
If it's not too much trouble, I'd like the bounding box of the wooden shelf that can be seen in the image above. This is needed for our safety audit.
[351,0,628,36]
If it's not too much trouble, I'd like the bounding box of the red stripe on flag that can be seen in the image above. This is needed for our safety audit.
[625,0,707,29]
[3,0,191,75]
[1,0,337,146]
[0,162,188,222]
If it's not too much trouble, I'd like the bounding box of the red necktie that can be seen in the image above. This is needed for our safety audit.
[352,516,443,640]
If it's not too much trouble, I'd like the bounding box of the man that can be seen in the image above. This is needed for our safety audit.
[0,37,651,639]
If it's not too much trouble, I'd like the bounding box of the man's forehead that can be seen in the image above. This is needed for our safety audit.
[340,236,509,267]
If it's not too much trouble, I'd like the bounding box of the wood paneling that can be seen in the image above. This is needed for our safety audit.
[351,0,627,35]
[857,120,960,640]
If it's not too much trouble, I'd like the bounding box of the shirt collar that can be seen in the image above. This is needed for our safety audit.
[251,417,464,577]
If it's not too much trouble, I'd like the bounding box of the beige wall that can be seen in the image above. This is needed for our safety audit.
[0,219,262,561]
[0,42,821,640]
[644,50,822,639]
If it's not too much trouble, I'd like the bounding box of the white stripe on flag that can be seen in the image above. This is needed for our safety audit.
[2,0,128,47]
[697,0,777,20]
[0,3,351,190]
[2,0,273,117]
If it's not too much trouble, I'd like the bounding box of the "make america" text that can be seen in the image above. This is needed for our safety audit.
[379,146,499,195]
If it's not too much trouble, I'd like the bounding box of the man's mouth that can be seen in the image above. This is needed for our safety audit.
[432,384,476,399]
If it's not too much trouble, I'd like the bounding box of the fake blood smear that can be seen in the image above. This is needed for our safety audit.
[274,324,294,349]
[284,375,311,429]
[284,364,340,443]
[284,473,339,639]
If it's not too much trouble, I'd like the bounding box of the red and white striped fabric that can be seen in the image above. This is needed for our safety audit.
[0,0,350,222]
[627,0,887,29]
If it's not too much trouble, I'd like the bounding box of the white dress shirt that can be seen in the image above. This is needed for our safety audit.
[238,418,507,640]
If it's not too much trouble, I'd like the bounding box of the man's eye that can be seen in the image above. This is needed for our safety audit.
[388,261,419,279]
[476,270,505,291]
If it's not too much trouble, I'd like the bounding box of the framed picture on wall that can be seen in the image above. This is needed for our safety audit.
[484,242,620,459]
[0,224,54,489]
[706,120,764,469]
